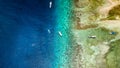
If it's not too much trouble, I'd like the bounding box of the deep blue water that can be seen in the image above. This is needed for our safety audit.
[0,0,55,68]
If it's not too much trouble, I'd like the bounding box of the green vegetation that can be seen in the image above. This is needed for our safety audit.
[106,39,120,68]
[106,16,116,20]
[107,5,120,20]
[89,0,104,10]
[86,28,116,46]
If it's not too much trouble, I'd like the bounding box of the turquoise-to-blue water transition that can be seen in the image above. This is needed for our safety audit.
[0,0,57,68]
[53,0,71,68]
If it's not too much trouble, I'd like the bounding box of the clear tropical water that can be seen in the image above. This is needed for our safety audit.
[0,0,57,68]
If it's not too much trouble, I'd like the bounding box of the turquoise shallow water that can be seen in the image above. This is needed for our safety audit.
[53,0,71,67]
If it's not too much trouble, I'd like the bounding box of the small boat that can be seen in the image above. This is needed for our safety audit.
[58,31,62,37]
[49,1,52,8]
[109,32,116,35]
[88,35,96,39]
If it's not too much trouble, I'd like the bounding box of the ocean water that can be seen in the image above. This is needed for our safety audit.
[0,0,56,68]
[53,0,71,68]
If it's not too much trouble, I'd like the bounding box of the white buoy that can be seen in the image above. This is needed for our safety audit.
[49,1,52,8]
[48,29,51,34]
[58,31,62,37]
